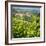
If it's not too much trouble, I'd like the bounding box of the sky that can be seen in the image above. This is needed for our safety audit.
[12,6,40,11]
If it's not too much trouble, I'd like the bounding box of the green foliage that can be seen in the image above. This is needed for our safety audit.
[11,13,40,38]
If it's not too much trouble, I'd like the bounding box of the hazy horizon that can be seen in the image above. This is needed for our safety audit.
[11,6,40,14]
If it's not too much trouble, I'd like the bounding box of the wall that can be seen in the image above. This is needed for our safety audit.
[0,0,46,46]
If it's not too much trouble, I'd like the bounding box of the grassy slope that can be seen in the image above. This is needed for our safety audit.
[11,13,40,38]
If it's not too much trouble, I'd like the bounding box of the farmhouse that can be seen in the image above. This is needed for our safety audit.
[15,12,32,17]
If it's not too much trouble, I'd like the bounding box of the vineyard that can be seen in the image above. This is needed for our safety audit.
[11,7,40,38]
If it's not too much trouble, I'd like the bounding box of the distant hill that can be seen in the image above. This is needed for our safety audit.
[11,7,40,15]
